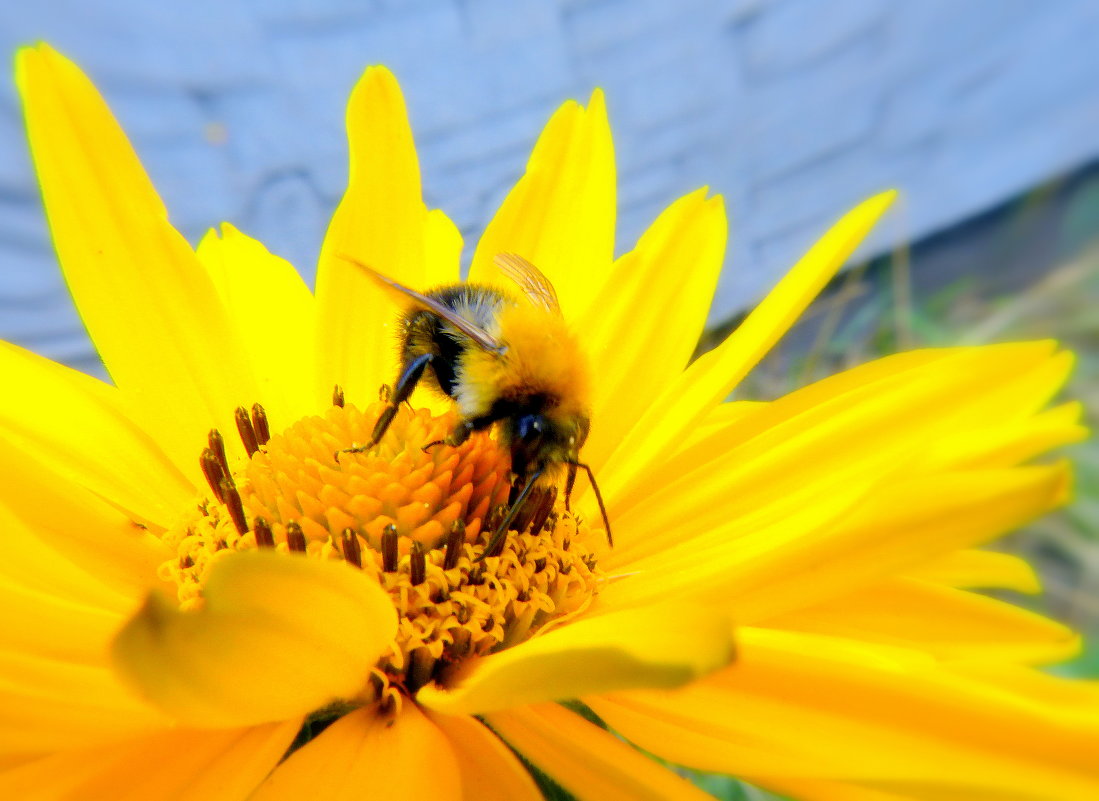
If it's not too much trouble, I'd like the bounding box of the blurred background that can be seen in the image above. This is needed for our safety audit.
[0,2,1096,798]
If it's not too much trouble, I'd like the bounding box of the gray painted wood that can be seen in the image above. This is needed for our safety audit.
[1,0,1097,374]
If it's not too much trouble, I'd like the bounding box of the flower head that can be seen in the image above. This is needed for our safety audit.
[1,44,1095,801]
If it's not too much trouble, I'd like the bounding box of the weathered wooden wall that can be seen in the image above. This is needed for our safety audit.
[1,0,1097,372]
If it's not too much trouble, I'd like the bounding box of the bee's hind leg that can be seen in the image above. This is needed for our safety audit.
[370,352,435,445]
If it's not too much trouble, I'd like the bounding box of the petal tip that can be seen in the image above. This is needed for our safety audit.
[355,64,402,100]
[867,188,900,214]
[586,87,607,114]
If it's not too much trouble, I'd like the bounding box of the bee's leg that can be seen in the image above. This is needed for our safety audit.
[369,353,434,445]
[422,418,474,453]
[563,462,578,512]
[478,468,543,560]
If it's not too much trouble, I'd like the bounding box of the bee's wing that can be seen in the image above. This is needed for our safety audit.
[494,253,562,316]
[340,255,504,352]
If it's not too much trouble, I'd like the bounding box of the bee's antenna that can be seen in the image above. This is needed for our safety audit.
[567,461,612,548]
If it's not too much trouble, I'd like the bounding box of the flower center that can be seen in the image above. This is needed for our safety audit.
[157,392,603,710]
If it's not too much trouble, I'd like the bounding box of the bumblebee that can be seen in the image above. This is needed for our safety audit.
[343,253,611,558]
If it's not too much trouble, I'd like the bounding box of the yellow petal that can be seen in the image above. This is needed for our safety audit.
[768,578,1078,664]
[0,504,140,664]
[0,549,142,751]
[425,207,464,286]
[0,503,136,616]
[591,628,1099,799]
[196,223,317,423]
[0,576,123,664]
[427,711,543,801]
[316,66,445,405]
[0,340,194,525]
[0,428,168,596]
[723,464,1069,623]
[598,191,896,500]
[16,45,262,463]
[469,91,615,320]
[907,549,1041,594]
[0,720,298,801]
[756,777,916,801]
[688,400,768,446]
[485,703,717,801]
[917,399,1086,472]
[602,463,1068,620]
[578,189,727,470]
[949,660,1099,720]
[112,551,396,728]
[252,703,460,801]
[608,343,1066,566]
[0,648,168,757]
[416,603,733,716]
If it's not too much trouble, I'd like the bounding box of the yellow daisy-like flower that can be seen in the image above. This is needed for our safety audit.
[2,43,1096,801]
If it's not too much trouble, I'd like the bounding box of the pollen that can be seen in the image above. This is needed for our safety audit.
[157,394,604,710]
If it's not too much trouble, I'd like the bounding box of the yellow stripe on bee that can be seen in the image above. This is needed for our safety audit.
[457,304,590,421]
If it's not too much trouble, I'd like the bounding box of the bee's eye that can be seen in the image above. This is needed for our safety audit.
[516,414,546,445]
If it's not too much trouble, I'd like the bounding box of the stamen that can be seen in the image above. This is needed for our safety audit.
[208,429,230,477]
[341,528,363,568]
[220,479,249,535]
[251,403,270,446]
[406,646,435,693]
[199,447,227,503]
[367,671,385,702]
[449,628,472,659]
[443,519,464,570]
[235,406,259,457]
[381,524,398,572]
[485,504,507,535]
[511,492,538,534]
[409,541,426,586]
[332,385,345,408]
[379,688,400,718]
[530,486,557,534]
[286,520,307,552]
[254,516,275,548]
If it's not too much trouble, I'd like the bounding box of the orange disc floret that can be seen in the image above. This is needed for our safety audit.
[156,397,604,703]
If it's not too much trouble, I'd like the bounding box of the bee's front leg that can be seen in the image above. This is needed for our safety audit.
[370,352,435,445]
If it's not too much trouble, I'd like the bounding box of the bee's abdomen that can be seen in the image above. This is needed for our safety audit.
[400,284,510,400]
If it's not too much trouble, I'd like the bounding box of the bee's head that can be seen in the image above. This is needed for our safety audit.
[507,411,590,478]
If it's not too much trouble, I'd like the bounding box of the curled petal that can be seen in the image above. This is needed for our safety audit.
[417,603,733,716]
[112,551,397,728]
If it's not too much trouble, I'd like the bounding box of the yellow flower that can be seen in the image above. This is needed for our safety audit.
[1,42,1095,801]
